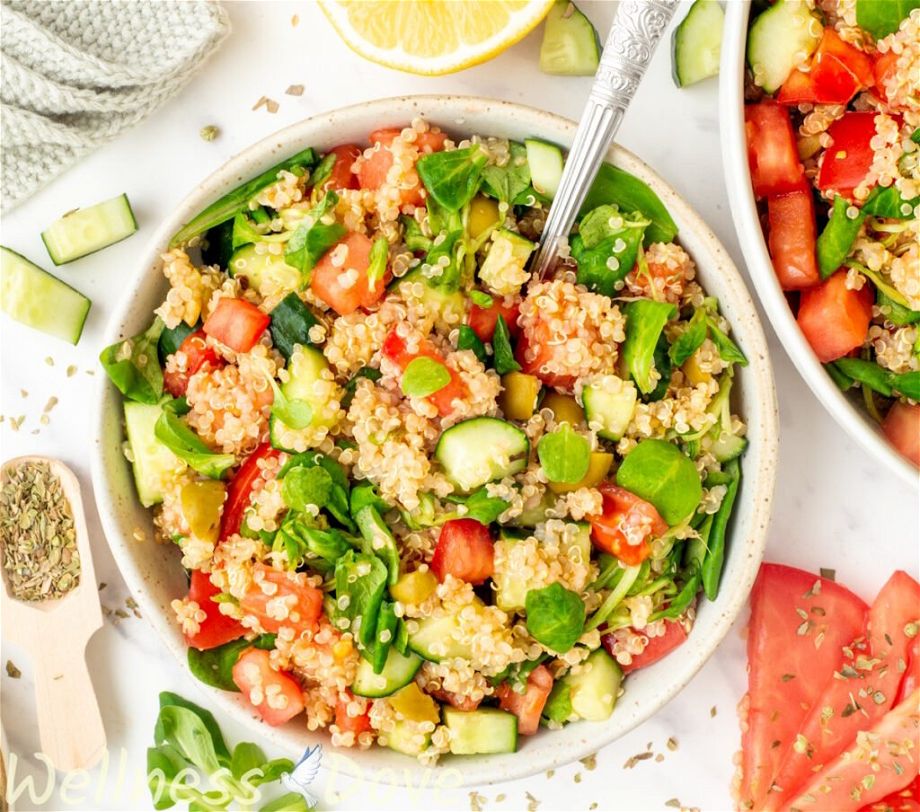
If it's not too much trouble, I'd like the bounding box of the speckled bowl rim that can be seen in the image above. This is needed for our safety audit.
[91,95,778,788]
[719,4,917,486]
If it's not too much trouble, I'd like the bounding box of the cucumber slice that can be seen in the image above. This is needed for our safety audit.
[708,431,748,462]
[41,194,137,265]
[396,269,466,325]
[540,0,601,76]
[408,614,473,662]
[229,244,302,297]
[386,720,432,757]
[671,0,725,88]
[352,648,422,698]
[747,0,821,93]
[525,139,565,200]
[561,648,623,722]
[270,345,339,451]
[0,247,91,344]
[478,228,535,296]
[124,402,184,507]
[444,708,518,755]
[434,417,529,492]
[582,375,638,441]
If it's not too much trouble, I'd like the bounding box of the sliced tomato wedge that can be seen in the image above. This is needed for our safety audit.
[467,294,521,342]
[220,443,280,540]
[783,688,920,812]
[817,112,878,200]
[767,188,821,290]
[797,271,874,363]
[202,298,270,353]
[357,127,447,207]
[495,664,554,735]
[873,52,900,106]
[232,647,305,726]
[778,28,873,105]
[334,691,373,736]
[163,329,223,398]
[883,402,920,468]
[860,776,920,812]
[184,569,246,650]
[430,518,494,585]
[381,329,469,416]
[589,483,667,566]
[603,619,689,674]
[765,571,920,811]
[310,231,389,316]
[738,563,869,812]
[239,563,324,635]
[318,144,361,192]
[745,103,806,198]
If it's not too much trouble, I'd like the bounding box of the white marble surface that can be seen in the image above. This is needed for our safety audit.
[1,2,917,810]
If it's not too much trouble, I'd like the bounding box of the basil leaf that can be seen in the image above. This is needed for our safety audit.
[417,146,489,211]
[622,300,677,394]
[401,356,451,398]
[855,0,920,38]
[154,411,236,479]
[525,582,586,653]
[669,307,708,367]
[366,236,389,293]
[334,550,388,650]
[706,318,748,366]
[154,705,222,774]
[284,191,347,274]
[538,423,591,484]
[446,486,507,525]
[156,692,230,764]
[480,142,531,204]
[274,513,356,572]
[492,315,521,375]
[615,438,701,525]
[350,481,390,518]
[282,465,333,511]
[100,318,165,404]
[817,195,865,279]
[458,324,488,364]
[279,451,353,530]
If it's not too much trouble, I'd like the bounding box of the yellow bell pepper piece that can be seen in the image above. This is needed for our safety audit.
[469,195,501,240]
[499,372,541,421]
[180,480,226,544]
[541,391,585,427]
[548,452,614,494]
[390,683,440,724]
[390,569,437,605]
[682,350,712,385]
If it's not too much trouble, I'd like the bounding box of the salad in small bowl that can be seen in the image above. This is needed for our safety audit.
[93,97,776,784]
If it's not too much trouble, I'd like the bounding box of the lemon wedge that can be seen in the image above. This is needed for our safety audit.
[318,0,556,75]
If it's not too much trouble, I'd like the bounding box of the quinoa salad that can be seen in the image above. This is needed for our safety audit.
[744,0,920,466]
[102,118,749,762]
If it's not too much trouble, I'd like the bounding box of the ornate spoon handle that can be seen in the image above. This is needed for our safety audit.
[531,0,679,279]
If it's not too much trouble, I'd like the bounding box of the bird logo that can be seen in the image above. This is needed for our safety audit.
[280,744,323,809]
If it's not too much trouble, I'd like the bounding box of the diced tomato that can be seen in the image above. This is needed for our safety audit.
[873,52,899,105]
[163,329,223,397]
[430,519,494,585]
[310,232,388,316]
[357,127,447,207]
[765,571,920,811]
[817,112,878,200]
[319,144,361,192]
[860,776,920,812]
[797,271,873,362]
[429,686,481,711]
[184,569,246,650]
[495,665,554,735]
[588,483,667,566]
[745,103,806,198]
[381,329,469,415]
[738,564,869,812]
[767,189,821,290]
[883,402,920,468]
[239,563,324,635]
[334,692,373,735]
[220,443,280,540]
[603,619,689,674]
[778,28,873,106]
[467,294,521,342]
[783,688,920,812]
[232,647,305,726]
[202,298,270,353]
[515,319,577,392]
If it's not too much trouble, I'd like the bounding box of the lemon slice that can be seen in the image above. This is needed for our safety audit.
[318,0,556,76]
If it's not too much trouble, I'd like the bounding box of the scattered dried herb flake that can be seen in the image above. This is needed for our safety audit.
[199,125,220,142]
[6,660,21,678]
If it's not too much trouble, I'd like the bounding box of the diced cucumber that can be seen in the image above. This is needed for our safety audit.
[270,346,339,451]
[525,139,565,200]
[672,0,724,88]
[386,720,433,757]
[269,293,321,361]
[229,244,302,297]
[508,490,555,528]
[540,0,601,76]
[352,648,422,698]
[396,269,466,325]
[231,212,290,251]
[408,614,473,662]
[747,0,821,93]
[40,194,137,265]
[444,708,518,755]
[582,375,638,441]
[124,402,185,507]
[435,417,529,492]
[0,247,91,344]
[478,229,535,296]
[708,431,748,463]
[555,648,622,722]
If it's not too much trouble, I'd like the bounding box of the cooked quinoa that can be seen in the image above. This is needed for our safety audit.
[104,117,749,763]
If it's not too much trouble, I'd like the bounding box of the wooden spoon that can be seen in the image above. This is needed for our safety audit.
[0,456,106,772]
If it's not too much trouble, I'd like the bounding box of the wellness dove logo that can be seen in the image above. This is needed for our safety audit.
[280,744,323,809]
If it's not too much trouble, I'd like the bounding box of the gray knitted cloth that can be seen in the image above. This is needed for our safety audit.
[0,0,230,212]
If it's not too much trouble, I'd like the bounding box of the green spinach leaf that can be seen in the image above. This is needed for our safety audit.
[457,324,488,363]
[282,465,333,511]
[334,550,388,650]
[615,438,701,525]
[268,293,322,360]
[187,636,275,693]
[622,300,677,394]
[525,582,585,652]
[401,356,451,398]
[156,692,231,763]
[669,307,708,367]
[100,318,165,404]
[154,705,222,775]
[706,317,748,366]
[155,411,236,478]
[445,486,507,525]
[537,423,591,484]
[274,513,356,571]
[855,0,920,39]
[861,183,920,219]
[400,215,433,252]
[817,194,865,279]
[417,146,489,211]
[366,236,389,293]
[492,314,521,375]
[480,142,531,204]
[284,192,347,274]
[341,365,383,409]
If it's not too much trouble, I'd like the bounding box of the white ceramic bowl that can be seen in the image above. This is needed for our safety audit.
[720,4,917,486]
[92,95,778,786]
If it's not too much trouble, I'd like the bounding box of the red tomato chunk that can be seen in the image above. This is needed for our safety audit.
[797,271,873,363]
[310,231,388,316]
[239,563,324,635]
[767,189,820,290]
[496,664,554,735]
[605,620,689,674]
[589,483,667,566]
[883,402,920,468]
[184,569,245,651]
[163,329,223,398]
[202,298,270,353]
[318,144,361,192]
[745,104,806,198]
[232,647,305,726]
[430,518,494,585]
[816,112,878,200]
[381,329,469,416]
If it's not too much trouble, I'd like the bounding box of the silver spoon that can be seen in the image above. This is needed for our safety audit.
[530,0,679,278]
